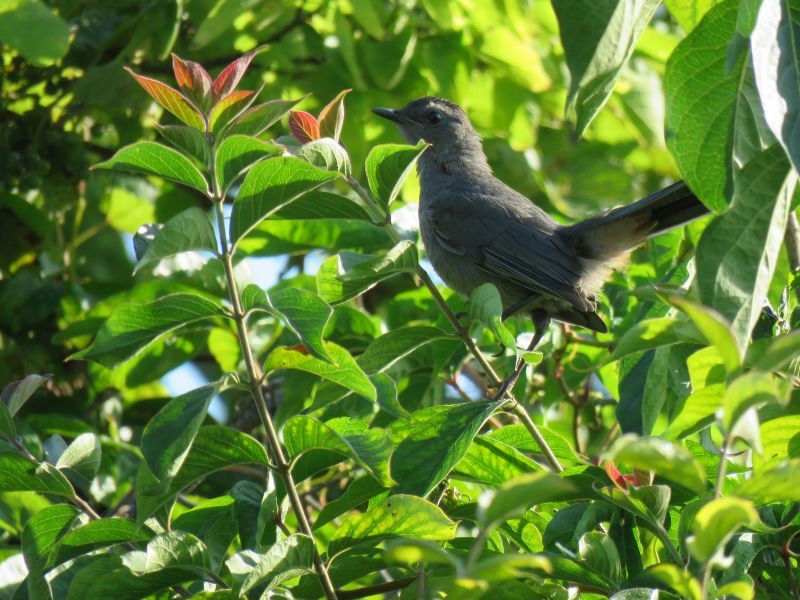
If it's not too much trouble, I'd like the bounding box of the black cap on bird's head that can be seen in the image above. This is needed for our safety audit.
[372,97,479,149]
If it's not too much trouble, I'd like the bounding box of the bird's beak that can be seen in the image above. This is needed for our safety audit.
[372,107,402,123]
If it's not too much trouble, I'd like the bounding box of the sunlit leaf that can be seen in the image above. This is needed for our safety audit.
[289,110,320,143]
[227,97,302,137]
[171,53,212,110]
[318,89,352,141]
[135,207,218,273]
[124,68,206,131]
[208,90,255,134]
[70,293,224,368]
[239,535,314,595]
[212,46,264,99]
[214,134,282,193]
[365,142,426,209]
[478,472,577,526]
[94,141,209,194]
[688,497,759,563]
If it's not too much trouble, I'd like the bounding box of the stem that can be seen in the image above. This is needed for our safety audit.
[336,577,416,600]
[714,436,730,499]
[344,177,563,473]
[784,553,800,600]
[785,212,800,302]
[212,198,337,599]
[650,519,683,565]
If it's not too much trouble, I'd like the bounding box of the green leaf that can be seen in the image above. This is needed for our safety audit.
[469,283,517,350]
[243,285,333,362]
[665,0,740,212]
[214,135,282,194]
[283,416,394,486]
[0,448,74,497]
[478,472,578,527]
[365,142,427,209]
[94,141,209,194]
[329,495,456,556]
[297,138,352,176]
[604,435,707,495]
[0,403,14,440]
[735,460,800,503]
[390,402,500,496]
[610,317,700,361]
[721,372,784,432]
[662,294,741,373]
[649,564,702,600]
[124,68,206,131]
[269,190,372,221]
[54,518,151,565]
[452,435,540,486]
[227,98,303,137]
[479,26,551,93]
[230,157,337,244]
[0,0,71,66]
[754,415,800,471]
[751,0,800,174]
[688,497,759,563]
[357,326,452,374]
[1,373,51,417]
[598,485,671,531]
[750,331,800,372]
[316,241,419,304]
[315,476,387,529]
[22,504,78,573]
[663,384,724,440]
[70,293,224,368]
[141,384,217,484]
[578,532,622,586]
[136,425,269,522]
[264,342,376,401]
[208,90,255,134]
[384,538,458,568]
[664,0,717,31]
[56,433,101,484]
[696,145,795,354]
[135,208,218,273]
[239,535,315,595]
[318,89,351,141]
[552,0,661,135]
[155,125,210,166]
[488,424,581,466]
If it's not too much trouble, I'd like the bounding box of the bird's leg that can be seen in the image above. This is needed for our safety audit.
[492,311,550,401]
[501,294,538,321]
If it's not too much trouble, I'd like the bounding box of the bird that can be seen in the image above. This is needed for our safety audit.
[373,97,708,396]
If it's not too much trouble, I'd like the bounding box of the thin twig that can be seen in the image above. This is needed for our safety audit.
[336,577,416,599]
[785,212,800,302]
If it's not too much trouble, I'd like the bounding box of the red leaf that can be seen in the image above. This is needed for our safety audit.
[287,344,309,355]
[212,46,265,100]
[208,90,255,134]
[289,110,320,143]
[318,88,352,141]
[124,67,205,131]
[171,54,212,110]
[603,461,628,489]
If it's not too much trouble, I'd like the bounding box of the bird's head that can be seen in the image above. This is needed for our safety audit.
[372,97,479,150]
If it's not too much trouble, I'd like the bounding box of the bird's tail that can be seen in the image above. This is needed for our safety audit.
[564,180,709,261]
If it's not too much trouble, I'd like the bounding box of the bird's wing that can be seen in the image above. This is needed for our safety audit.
[428,193,594,312]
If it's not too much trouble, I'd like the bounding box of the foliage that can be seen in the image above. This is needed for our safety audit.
[1,1,799,599]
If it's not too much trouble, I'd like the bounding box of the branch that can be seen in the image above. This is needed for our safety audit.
[211,161,338,599]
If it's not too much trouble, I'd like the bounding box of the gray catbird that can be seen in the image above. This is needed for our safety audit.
[373,97,708,351]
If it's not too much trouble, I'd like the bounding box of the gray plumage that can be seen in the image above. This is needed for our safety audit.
[373,97,708,334]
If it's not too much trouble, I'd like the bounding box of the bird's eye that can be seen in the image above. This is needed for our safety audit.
[426,111,443,125]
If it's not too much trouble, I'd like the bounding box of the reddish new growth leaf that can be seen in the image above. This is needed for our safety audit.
[212,46,265,100]
[318,88,352,141]
[286,344,310,356]
[603,461,640,490]
[289,111,320,143]
[171,54,212,110]
[124,67,206,132]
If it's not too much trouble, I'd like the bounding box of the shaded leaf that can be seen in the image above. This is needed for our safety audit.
[54,518,151,565]
[70,293,224,368]
[141,384,217,483]
[135,208,218,273]
[56,433,101,484]
[469,283,516,350]
[239,535,314,595]
[155,125,210,166]
[171,54,212,110]
[0,448,74,497]
[317,241,418,304]
[297,138,352,176]
[552,0,661,135]
[230,157,337,244]
[390,402,500,496]
[1,373,51,418]
[365,142,426,209]
[283,416,394,486]
[264,342,376,401]
[478,472,578,526]
[214,135,282,194]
